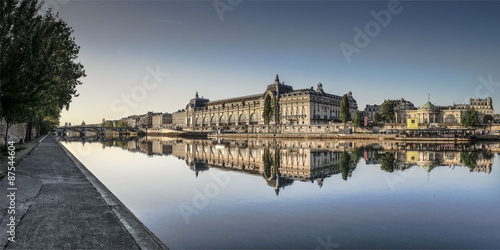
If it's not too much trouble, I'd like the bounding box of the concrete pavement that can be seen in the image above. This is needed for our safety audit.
[0,135,168,249]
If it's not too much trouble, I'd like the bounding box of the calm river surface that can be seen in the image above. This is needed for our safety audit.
[60,137,500,249]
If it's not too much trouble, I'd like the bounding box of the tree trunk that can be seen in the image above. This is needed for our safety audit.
[25,122,32,141]
[4,121,11,152]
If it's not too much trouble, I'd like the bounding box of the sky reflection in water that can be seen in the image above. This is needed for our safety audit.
[61,138,500,249]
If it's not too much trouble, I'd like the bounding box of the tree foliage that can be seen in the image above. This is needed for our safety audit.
[373,113,381,123]
[460,151,477,171]
[461,107,478,128]
[1,0,85,143]
[262,148,280,179]
[350,147,362,166]
[102,121,114,128]
[353,110,362,128]
[263,95,273,124]
[115,120,128,128]
[340,94,351,124]
[339,151,351,181]
[380,100,395,123]
[380,152,395,173]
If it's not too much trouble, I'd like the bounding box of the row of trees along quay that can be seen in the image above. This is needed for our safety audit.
[0,0,85,151]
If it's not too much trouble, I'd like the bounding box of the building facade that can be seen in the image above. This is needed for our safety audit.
[364,104,380,122]
[152,113,173,128]
[404,98,494,125]
[175,75,358,132]
[470,97,494,115]
[127,115,139,128]
[139,111,161,129]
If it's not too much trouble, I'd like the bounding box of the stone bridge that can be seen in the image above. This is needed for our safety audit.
[55,126,138,138]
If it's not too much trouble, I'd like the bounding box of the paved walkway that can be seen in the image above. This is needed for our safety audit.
[0,135,167,249]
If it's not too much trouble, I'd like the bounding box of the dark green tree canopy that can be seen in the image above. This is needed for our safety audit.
[263,95,273,124]
[353,110,362,128]
[461,107,478,128]
[340,94,351,124]
[339,151,351,181]
[380,100,395,123]
[373,112,381,123]
[1,0,85,138]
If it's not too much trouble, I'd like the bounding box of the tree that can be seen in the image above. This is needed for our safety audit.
[1,0,85,148]
[273,96,280,128]
[353,110,362,128]
[460,151,477,171]
[102,121,114,128]
[340,94,351,126]
[350,147,362,166]
[380,153,395,173]
[374,113,381,123]
[339,151,351,181]
[263,95,273,124]
[380,100,395,123]
[461,107,479,128]
[115,120,128,128]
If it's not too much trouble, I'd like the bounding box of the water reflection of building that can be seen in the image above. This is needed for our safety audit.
[103,138,496,192]
[168,139,359,194]
[390,150,494,175]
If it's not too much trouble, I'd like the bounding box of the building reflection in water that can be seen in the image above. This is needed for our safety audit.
[81,136,498,195]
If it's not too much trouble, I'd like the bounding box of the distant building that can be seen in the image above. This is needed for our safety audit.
[172,110,186,128]
[127,115,139,128]
[174,75,357,132]
[406,101,465,124]
[392,98,416,123]
[81,121,86,126]
[470,97,494,115]
[152,113,173,128]
[364,104,380,122]
[138,111,161,129]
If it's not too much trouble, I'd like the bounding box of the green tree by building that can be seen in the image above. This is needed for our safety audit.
[380,100,395,123]
[353,110,362,128]
[373,113,382,123]
[115,120,128,128]
[102,120,114,128]
[263,95,273,124]
[461,107,479,128]
[340,94,351,128]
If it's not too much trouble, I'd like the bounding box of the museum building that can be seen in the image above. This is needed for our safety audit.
[172,75,358,132]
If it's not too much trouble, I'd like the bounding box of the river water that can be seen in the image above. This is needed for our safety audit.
[60,137,500,249]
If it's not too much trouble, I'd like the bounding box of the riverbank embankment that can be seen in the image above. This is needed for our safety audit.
[0,135,167,249]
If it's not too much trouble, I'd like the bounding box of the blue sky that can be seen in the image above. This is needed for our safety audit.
[55,0,500,125]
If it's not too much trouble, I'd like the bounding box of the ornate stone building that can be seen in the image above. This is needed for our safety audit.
[470,97,494,115]
[406,101,466,124]
[404,98,494,125]
[175,75,357,132]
